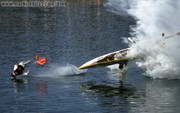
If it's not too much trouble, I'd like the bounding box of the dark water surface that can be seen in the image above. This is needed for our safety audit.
[1,0,180,113]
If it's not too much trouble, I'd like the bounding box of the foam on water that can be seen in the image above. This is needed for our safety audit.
[35,63,87,78]
[106,0,180,79]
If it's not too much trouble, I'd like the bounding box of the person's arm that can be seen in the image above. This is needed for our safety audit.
[13,64,18,71]
[23,70,29,76]
[24,60,31,65]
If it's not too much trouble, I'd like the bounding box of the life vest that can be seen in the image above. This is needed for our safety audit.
[35,57,47,66]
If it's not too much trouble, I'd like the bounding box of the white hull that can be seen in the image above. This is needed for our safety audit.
[79,48,132,69]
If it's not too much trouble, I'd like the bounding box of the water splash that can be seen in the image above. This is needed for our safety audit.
[104,0,130,16]
[106,0,180,79]
[35,63,87,78]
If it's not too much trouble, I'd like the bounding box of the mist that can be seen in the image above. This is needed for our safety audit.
[106,0,180,79]
[34,63,87,78]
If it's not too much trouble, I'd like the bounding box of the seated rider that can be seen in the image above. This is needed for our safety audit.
[11,61,31,80]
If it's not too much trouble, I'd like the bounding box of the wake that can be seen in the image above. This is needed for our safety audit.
[35,63,87,78]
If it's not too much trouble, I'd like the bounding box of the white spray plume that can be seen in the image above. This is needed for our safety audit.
[106,0,180,79]
[104,0,130,16]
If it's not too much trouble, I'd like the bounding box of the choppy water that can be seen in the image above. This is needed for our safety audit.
[0,0,180,113]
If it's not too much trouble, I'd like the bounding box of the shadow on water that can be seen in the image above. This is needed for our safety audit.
[80,80,136,98]
[12,77,48,97]
[79,72,138,113]
[12,77,29,85]
[80,70,136,98]
[11,77,29,92]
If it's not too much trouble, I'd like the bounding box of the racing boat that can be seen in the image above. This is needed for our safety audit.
[79,48,133,69]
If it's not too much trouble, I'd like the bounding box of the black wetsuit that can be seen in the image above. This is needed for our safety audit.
[11,65,24,79]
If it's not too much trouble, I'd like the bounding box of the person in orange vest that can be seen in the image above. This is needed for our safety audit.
[35,55,47,66]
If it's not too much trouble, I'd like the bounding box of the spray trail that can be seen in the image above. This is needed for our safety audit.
[35,64,87,78]
[106,0,180,79]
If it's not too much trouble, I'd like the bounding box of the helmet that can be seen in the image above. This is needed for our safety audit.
[19,62,25,67]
